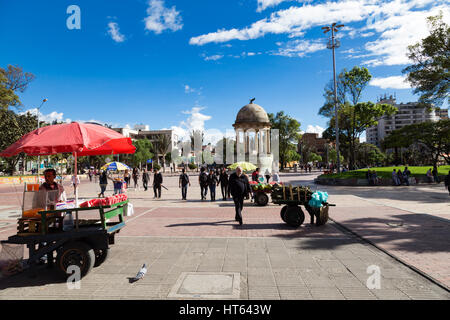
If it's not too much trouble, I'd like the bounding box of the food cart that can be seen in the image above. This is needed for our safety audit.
[271,184,335,228]
[0,122,136,279]
[3,194,128,278]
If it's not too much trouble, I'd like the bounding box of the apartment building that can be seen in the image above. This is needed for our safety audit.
[366,95,448,147]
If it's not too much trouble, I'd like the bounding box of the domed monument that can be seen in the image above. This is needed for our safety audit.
[233,99,275,173]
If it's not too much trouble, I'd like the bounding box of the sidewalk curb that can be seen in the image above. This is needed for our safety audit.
[329,217,450,293]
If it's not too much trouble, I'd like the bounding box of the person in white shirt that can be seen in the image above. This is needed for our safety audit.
[272,171,280,183]
[71,174,80,195]
[39,169,66,203]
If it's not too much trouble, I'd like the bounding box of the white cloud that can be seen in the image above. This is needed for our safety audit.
[22,109,65,123]
[369,75,411,89]
[203,54,224,61]
[184,84,202,95]
[257,0,291,12]
[164,106,218,143]
[190,0,449,67]
[305,125,325,137]
[107,22,126,43]
[273,39,326,57]
[144,0,183,34]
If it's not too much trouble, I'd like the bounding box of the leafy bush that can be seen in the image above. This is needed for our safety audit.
[152,163,161,171]
[188,163,197,170]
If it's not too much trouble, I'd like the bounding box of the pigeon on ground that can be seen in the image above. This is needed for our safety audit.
[129,264,147,283]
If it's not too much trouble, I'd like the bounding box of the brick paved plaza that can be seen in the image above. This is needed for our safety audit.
[0,171,449,300]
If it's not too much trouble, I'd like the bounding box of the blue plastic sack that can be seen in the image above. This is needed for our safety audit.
[308,191,328,208]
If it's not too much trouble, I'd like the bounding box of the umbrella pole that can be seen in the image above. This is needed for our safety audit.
[74,152,78,206]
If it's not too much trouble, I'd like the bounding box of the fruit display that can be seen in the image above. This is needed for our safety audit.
[271,184,313,203]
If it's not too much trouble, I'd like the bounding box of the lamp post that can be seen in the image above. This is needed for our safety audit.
[36,98,48,181]
[322,23,344,173]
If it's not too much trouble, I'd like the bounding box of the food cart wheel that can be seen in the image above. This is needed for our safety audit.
[93,248,109,267]
[285,205,305,228]
[280,206,288,222]
[56,241,95,278]
[255,192,269,206]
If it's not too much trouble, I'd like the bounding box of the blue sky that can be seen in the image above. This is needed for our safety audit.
[1,0,448,142]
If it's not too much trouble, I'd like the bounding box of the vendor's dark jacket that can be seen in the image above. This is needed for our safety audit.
[142,172,150,182]
[229,173,251,198]
[153,173,163,186]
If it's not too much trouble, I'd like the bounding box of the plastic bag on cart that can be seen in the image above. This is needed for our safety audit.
[124,203,134,217]
[0,243,24,278]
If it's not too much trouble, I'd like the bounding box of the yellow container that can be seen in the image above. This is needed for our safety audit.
[22,208,44,218]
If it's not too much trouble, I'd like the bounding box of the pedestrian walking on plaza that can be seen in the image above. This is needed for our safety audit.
[179,169,190,200]
[219,167,230,200]
[71,174,80,196]
[142,168,150,191]
[88,169,93,182]
[444,170,450,195]
[229,166,251,225]
[199,167,208,200]
[397,169,404,185]
[132,167,140,190]
[251,168,259,182]
[153,169,163,198]
[426,168,433,183]
[403,167,411,186]
[432,165,439,183]
[272,171,281,184]
[98,170,108,198]
[124,169,131,187]
[308,165,312,173]
[207,169,219,201]
[264,168,271,183]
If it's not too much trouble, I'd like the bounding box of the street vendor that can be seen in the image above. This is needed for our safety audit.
[39,168,66,202]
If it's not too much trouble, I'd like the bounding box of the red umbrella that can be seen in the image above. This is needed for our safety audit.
[0,122,135,157]
[0,122,136,204]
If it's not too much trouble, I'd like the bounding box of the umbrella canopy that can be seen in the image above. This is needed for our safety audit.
[0,122,136,206]
[228,161,257,171]
[0,122,135,157]
[101,161,131,171]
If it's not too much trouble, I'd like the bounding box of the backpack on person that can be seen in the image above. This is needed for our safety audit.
[200,172,208,186]
[180,174,189,186]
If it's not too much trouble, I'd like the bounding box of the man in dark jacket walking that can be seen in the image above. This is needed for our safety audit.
[199,167,208,200]
[219,168,230,200]
[229,166,251,225]
[153,169,163,198]
[179,169,190,200]
[207,169,219,201]
[142,168,150,191]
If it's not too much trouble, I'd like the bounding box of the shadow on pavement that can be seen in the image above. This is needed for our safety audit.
[0,265,66,290]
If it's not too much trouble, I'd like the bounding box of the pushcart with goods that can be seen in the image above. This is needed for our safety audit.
[1,197,128,279]
[271,184,335,228]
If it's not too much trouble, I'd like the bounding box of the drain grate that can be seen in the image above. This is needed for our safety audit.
[168,272,240,299]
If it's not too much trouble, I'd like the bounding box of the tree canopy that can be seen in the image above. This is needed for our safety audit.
[268,111,301,169]
[403,12,450,107]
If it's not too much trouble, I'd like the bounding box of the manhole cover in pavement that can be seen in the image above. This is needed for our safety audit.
[168,272,240,299]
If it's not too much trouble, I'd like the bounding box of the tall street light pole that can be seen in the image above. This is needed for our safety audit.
[36,98,48,181]
[322,23,344,173]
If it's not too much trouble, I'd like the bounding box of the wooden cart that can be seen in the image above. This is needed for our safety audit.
[1,200,128,279]
[271,184,335,228]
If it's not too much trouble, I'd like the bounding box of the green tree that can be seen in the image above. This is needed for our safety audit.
[132,138,154,169]
[308,152,322,163]
[382,119,450,166]
[0,110,38,174]
[268,111,301,170]
[0,65,35,110]
[355,143,385,167]
[403,12,450,107]
[328,147,344,165]
[155,134,171,172]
